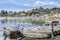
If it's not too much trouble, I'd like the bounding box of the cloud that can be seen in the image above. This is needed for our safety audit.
[34,1,44,6]
[23,0,60,8]
[34,1,54,6]
[0,0,60,11]
[34,1,60,7]
[24,4,31,6]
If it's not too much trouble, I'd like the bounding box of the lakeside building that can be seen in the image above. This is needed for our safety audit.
[20,13,26,17]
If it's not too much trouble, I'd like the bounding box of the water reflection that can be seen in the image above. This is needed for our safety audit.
[0,21,60,40]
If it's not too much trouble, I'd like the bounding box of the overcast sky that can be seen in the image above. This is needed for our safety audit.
[0,0,60,11]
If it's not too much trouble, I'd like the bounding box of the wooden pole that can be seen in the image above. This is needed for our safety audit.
[51,23,54,40]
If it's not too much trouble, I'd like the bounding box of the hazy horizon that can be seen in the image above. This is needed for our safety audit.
[0,0,60,11]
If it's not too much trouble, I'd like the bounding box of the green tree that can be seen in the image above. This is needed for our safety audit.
[1,10,8,16]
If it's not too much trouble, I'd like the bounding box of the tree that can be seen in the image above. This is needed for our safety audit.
[22,11,25,13]
[39,7,43,9]
[1,10,8,16]
[1,10,5,14]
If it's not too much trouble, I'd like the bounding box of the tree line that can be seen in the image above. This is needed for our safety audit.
[0,7,60,17]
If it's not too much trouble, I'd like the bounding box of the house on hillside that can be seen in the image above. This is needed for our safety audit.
[20,13,26,17]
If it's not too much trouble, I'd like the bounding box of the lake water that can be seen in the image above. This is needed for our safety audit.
[0,22,36,40]
[0,22,60,40]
